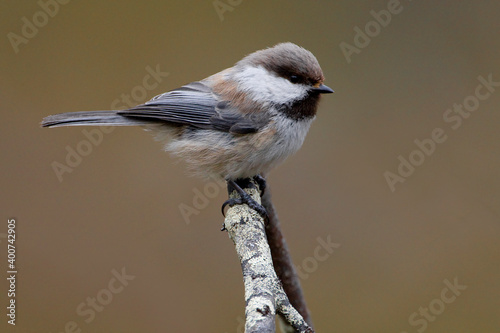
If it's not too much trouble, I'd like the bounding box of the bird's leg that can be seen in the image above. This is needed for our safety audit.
[221,181,243,217]
[253,174,267,196]
[221,178,268,221]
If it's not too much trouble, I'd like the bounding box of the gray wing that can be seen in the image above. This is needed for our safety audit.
[118,81,270,134]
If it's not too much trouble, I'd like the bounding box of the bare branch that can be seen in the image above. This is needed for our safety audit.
[262,189,314,330]
[223,180,313,333]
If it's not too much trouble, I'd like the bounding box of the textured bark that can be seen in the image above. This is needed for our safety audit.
[224,180,313,333]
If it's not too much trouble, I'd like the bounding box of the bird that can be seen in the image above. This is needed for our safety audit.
[42,42,333,218]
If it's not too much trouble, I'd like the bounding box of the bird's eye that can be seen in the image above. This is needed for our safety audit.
[290,75,300,84]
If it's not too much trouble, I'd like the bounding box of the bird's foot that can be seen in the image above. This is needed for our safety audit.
[221,178,268,222]
[253,174,267,196]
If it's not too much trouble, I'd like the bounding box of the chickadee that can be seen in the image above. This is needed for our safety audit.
[42,42,333,217]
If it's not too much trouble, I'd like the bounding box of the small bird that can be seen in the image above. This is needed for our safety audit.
[42,42,333,217]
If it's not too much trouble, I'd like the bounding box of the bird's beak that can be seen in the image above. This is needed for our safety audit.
[311,83,334,94]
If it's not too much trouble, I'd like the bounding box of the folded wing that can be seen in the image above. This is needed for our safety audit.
[43,81,270,134]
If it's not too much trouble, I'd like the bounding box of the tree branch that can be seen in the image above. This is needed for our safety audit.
[262,188,314,330]
[223,180,313,333]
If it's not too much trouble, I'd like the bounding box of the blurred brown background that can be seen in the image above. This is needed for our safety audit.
[1,1,499,332]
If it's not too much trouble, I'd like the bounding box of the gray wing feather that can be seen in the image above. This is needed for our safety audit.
[120,81,270,133]
[119,82,217,129]
[42,81,270,133]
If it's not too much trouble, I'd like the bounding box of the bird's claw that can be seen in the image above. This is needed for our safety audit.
[220,178,269,225]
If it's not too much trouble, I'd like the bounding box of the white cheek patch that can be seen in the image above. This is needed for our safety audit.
[233,66,309,106]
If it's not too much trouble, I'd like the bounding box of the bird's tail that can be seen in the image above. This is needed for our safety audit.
[41,110,153,128]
